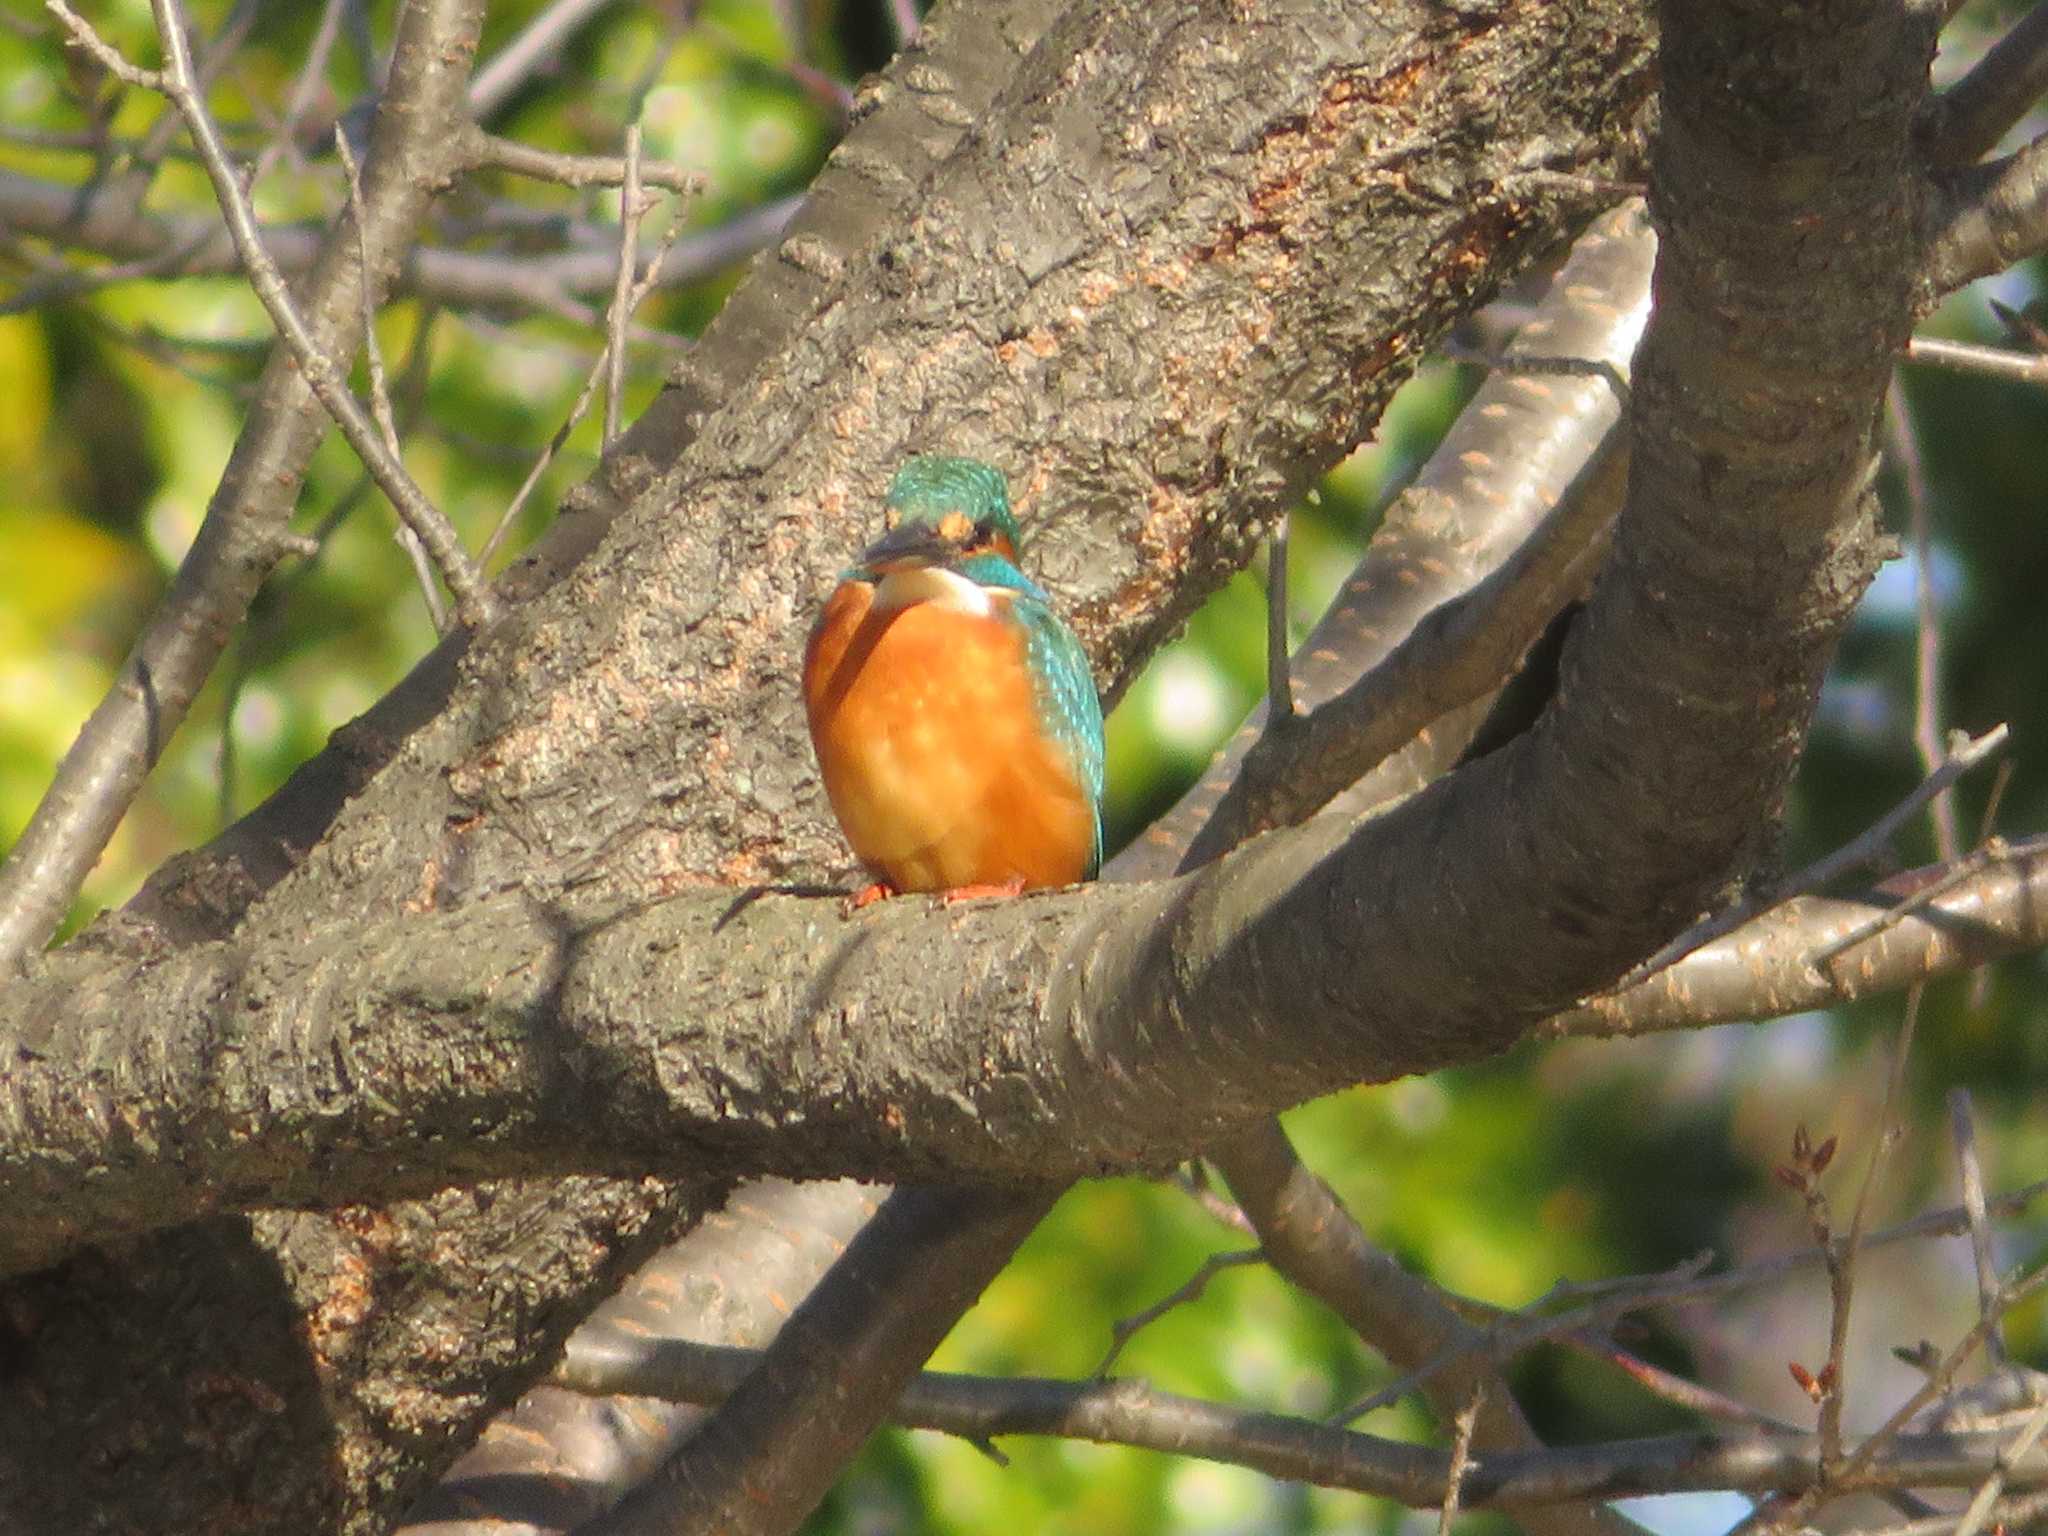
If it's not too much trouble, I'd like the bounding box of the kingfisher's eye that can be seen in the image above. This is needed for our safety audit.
[972,518,1014,553]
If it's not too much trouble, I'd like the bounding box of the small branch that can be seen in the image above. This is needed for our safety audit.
[478,189,691,566]
[1321,1170,2048,1443]
[1952,1397,2048,1536]
[1602,724,2009,995]
[579,1188,1055,1536]
[1924,1,2048,167]
[885,0,921,50]
[1440,1389,1484,1536]
[1809,834,2010,970]
[45,0,167,87]
[604,124,644,448]
[467,0,624,122]
[1092,1249,1265,1378]
[1179,449,1621,869]
[1120,199,1653,881]
[1905,334,2048,387]
[1862,1489,2048,1536]
[336,124,447,631]
[1989,297,2048,353]
[1170,1166,1258,1237]
[1817,987,1925,1469]
[464,123,702,194]
[1337,1253,1715,1426]
[1841,1256,2048,1485]
[251,0,349,184]
[1885,383,1959,864]
[1929,135,2048,293]
[1265,515,1295,723]
[1947,1089,2006,1367]
[0,0,485,971]
[1592,1343,1797,1430]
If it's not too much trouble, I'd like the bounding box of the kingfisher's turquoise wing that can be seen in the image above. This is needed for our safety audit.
[1013,596,1106,879]
[958,552,1106,879]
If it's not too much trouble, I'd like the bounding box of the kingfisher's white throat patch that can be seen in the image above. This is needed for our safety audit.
[872,564,998,617]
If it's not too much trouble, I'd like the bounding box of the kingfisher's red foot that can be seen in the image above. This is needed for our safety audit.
[845,880,898,912]
[938,875,1029,905]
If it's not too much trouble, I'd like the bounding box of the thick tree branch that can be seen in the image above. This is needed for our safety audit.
[588,1187,1048,1535]
[401,1178,884,1532]
[12,816,2033,1278]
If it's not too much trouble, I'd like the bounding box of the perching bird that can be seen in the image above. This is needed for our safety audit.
[803,456,1105,902]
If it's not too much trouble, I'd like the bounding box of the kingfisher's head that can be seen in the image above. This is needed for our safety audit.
[855,456,1024,575]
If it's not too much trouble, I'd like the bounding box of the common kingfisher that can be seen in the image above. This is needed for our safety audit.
[803,456,1105,901]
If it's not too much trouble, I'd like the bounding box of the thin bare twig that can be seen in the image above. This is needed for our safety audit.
[605,123,644,447]
[1170,1166,1258,1237]
[1328,1166,2048,1440]
[464,123,702,194]
[1265,515,1295,722]
[885,0,921,50]
[1817,986,1925,1467]
[335,125,447,632]
[1210,1121,1633,1536]
[467,0,624,122]
[1885,383,1960,864]
[477,195,691,565]
[1989,298,2048,354]
[1862,1488,2048,1536]
[1604,724,2009,993]
[1952,1396,2048,1536]
[1842,1256,2048,1484]
[1947,1089,2006,1367]
[0,162,796,317]
[1906,334,2048,386]
[1969,761,2016,1008]
[252,0,349,183]
[1440,1389,1484,1536]
[1810,834,2010,970]
[1592,1343,1798,1430]
[1338,1253,1716,1425]
[1557,835,2048,1039]
[1092,1249,1265,1378]
[48,0,496,630]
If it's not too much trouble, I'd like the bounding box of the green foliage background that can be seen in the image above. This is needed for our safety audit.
[4,2,2047,1531]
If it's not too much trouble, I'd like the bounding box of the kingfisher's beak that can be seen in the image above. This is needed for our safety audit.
[858,519,964,571]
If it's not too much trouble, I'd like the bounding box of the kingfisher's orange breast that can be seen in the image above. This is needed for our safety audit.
[803,580,1096,893]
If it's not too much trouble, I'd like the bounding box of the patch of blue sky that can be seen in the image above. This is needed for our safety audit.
[1613,1489,1755,1536]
